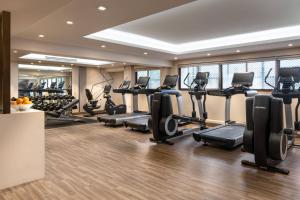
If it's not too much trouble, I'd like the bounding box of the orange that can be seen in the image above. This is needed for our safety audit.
[16,98,23,104]
[24,100,32,104]
[23,97,29,101]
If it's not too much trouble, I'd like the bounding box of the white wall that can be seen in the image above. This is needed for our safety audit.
[85,67,113,109]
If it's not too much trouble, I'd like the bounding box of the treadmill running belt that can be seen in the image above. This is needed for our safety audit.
[198,124,244,149]
[98,112,148,126]
[124,116,150,132]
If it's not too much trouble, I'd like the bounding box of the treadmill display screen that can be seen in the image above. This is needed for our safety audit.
[279,67,300,82]
[231,72,254,87]
[163,75,178,88]
[137,77,150,87]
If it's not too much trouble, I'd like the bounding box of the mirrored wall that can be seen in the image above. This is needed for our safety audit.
[17,64,72,97]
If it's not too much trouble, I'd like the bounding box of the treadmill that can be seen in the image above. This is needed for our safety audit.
[123,75,183,132]
[193,72,257,149]
[97,77,150,126]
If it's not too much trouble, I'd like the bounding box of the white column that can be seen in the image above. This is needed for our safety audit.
[10,62,18,98]
[72,66,80,112]
[124,66,135,113]
[78,67,87,112]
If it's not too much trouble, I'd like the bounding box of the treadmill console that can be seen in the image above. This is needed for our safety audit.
[208,72,256,97]
[136,76,150,88]
[161,75,178,89]
[120,80,131,89]
[231,72,254,87]
[113,80,131,94]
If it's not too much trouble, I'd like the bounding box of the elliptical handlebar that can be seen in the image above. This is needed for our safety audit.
[265,68,275,89]
[183,73,193,89]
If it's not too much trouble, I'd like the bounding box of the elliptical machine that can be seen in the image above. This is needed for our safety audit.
[150,72,209,145]
[242,67,300,174]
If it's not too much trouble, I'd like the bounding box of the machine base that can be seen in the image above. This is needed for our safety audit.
[241,160,289,175]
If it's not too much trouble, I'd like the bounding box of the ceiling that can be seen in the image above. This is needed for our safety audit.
[4,0,194,66]
[115,0,300,44]
[3,0,300,67]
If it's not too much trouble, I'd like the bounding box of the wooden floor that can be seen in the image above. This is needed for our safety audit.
[1,122,300,200]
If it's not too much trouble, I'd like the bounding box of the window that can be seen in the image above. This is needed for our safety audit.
[222,62,246,88]
[280,58,300,88]
[47,78,52,88]
[222,61,276,89]
[148,70,161,89]
[57,77,62,86]
[247,61,276,89]
[280,58,300,68]
[180,64,220,89]
[136,70,160,89]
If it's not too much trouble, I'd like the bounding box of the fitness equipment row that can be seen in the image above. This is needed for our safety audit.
[19,81,71,97]
[96,69,300,174]
[151,69,300,174]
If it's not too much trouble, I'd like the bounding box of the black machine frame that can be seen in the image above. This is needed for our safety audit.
[242,67,300,175]
[193,72,257,149]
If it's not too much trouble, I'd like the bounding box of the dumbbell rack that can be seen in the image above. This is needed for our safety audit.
[31,95,77,112]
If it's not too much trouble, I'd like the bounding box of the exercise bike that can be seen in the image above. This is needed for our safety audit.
[83,85,112,117]
[242,67,300,174]
[84,83,128,117]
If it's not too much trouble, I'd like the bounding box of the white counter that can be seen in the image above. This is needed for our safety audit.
[0,110,45,190]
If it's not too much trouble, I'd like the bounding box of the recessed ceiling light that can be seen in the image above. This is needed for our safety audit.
[13,50,18,54]
[236,49,241,53]
[288,43,293,47]
[144,52,148,55]
[66,21,74,25]
[38,34,45,38]
[207,53,211,56]
[174,57,178,60]
[98,6,107,11]
[101,45,106,48]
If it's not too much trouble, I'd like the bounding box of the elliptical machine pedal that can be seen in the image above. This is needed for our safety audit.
[149,138,175,145]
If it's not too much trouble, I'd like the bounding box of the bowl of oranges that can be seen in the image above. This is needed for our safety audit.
[11,97,33,111]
